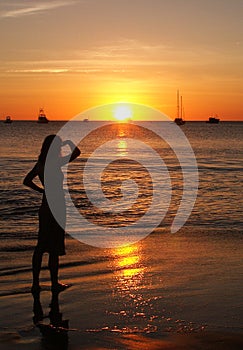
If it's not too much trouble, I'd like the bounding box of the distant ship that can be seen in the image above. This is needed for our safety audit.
[174,90,185,125]
[206,115,220,124]
[83,118,89,122]
[37,108,49,123]
[4,116,12,124]
[174,117,185,125]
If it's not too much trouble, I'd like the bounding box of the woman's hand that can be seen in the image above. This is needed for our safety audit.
[60,140,81,165]
[62,140,74,147]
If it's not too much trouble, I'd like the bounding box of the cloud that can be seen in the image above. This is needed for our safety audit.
[2,38,240,83]
[0,1,78,18]
[81,39,170,60]
[7,68,70,74]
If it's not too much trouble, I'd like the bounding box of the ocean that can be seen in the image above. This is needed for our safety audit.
[0,121,243,349]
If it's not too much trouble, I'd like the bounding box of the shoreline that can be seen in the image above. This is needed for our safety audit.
[1,314,243,350]
[1,229,243,349]
[1,275,243,348]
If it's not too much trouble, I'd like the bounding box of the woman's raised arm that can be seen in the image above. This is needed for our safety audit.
[60,140,81,166]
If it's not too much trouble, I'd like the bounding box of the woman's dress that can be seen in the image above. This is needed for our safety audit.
[37,161,66,256]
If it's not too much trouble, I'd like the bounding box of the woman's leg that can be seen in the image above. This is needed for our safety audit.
[32,246,43,292]
[49,253,70,292]
[48,253,59,287]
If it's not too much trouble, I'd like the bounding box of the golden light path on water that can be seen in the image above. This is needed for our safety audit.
[116,245,143,275]
[108,244,161,334]
[108,241,208,334]
[112,244,145,301]
[117,139,128,157]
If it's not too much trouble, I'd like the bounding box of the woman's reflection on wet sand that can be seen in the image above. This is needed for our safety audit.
[32,290,69,350]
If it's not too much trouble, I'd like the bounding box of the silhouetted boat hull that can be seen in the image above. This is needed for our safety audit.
[37,108,49,123]
[174,117,185,125]
[206,116,220,124]
[37,117,48,123]
[4,116,12,124]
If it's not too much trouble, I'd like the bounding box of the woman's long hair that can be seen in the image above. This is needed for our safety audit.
[38,135,61,164]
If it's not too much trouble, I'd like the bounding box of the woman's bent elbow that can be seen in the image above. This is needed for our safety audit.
[23,178,30,187]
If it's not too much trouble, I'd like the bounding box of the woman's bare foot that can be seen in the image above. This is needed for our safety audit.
[51,282,71,293]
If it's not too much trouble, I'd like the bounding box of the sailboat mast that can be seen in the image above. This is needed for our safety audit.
[177,90,180,119]
[180,95,183,119]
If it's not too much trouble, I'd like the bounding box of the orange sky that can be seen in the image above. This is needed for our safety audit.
[0,0,242,121]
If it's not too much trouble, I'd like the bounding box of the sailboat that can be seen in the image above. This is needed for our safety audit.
[4,116,13,124]
[174,90,185,125]
[206,114,220,124]
[37,108,49,123]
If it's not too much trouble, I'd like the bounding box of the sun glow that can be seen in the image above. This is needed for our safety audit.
[113,244,145,287]
[114,105,132,121]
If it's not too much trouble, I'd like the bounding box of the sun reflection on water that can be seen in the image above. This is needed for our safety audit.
[117,139,128,157]
[105,242,205,334]
[106,243,160,333]
[112,244,145,296]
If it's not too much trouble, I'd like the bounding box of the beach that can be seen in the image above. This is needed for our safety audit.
[1,228,243,349]
[1,121,243,349]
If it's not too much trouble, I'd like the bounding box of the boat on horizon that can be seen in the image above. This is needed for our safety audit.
[174,117,185,125]
[4,116,13,124]
[206,115,220,124]
[174,90,185,125]
[37,108,49,123]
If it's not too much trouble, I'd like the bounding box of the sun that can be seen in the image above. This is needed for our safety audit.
[114,105,132,121]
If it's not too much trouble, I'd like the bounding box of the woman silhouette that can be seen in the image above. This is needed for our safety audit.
[23,135,80,294]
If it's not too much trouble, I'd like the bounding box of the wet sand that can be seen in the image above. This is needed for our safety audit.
[1,230,243,349]
[1,322,243,350]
